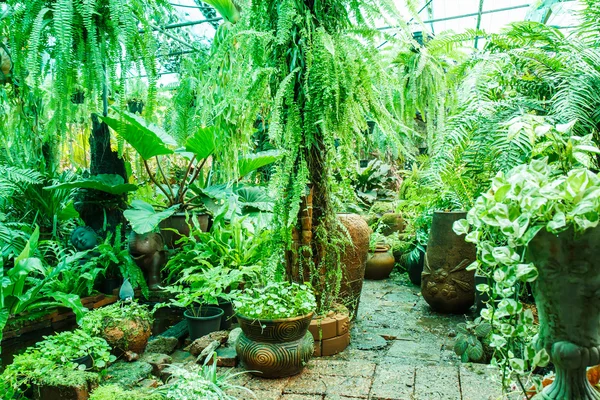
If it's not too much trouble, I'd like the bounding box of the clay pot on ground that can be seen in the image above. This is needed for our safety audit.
[308,304,350,357]
[365,245,395,280]
[184,306,224,341]
[379,213,406,236]
[421,211,476,314]
[338,213,371,319]
[527,226,600,400]
[102,318,152,354]
[159,212,211,248]
[236,313,314,378]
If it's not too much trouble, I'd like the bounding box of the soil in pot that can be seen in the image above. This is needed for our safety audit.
[365,245,395,280]
[185,306,223,341]
[422,211,476,314]
[236,313,314,378]
[159,213,210,248]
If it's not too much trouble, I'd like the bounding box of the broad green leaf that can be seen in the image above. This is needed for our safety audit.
[452,219,469,236]
[49,292,87,321]
[454,337,468,356]
[555,120,577,134]
[474,323,492,338]
[124,200,179,234]
[202,0,240,23]
[516,263,538,282]
[44,174,138,195]
[101,110,175,160]
[532,349,550,368]
[467,341,484,361]
[185,126,217,161]
[237,150,282,178]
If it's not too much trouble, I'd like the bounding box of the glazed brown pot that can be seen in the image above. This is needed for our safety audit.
[527,227,600,400]
[338,213,371,319]
[159,212,210,248]
[236,313,314,378]
[421,211,475,314]
[365,245,395,280]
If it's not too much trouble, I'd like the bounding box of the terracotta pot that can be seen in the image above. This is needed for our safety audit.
[380,213,406,236]
[338,213,371,319]
[159,212,210,248]
[527,226,600,400]
[102,318,152,354]
[365,245,395,280]
[236,313,314,378]
[422,211,476,314]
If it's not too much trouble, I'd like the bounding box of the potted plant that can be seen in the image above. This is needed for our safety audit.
[365,229,395,280]
[233,281,317,378]
[79,302,153,354]
[36,330,116,371]
[453,127,600,397]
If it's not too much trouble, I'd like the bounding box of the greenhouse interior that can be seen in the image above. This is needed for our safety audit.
[0,0,598,399]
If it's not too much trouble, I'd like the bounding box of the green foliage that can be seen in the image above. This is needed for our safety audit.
[453,135,600,386]
[232,281,316,320]
[44,174,138,196]
[157,352,254,400]
[79,301,152,337]
[353,159,398,208]
[124,200,178,235]
[453,318,492,363]
[0,329,112,397]
[90,385,163,400]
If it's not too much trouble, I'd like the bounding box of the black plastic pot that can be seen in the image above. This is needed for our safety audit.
[406,247,425,286]
[217,300,234,330]
[184,306,224,340]
[99,277,122,295]
[71,354,93,370]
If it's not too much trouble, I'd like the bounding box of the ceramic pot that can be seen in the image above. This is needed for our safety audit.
[338,213,371,319]
[236,313,314,378]
[406,247,426,286]
[422,211,476,314]
[528,227,600,400]
[185,306,224,341]
[365,245,395,280]
[159,212,210,248]
[71,354,93,370]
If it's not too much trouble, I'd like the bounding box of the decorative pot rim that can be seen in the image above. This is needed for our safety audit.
[433,210,467,215]
[184,306,224,320]
[167,211,210,218]
[236,311,314,324]
[373,244,390,251]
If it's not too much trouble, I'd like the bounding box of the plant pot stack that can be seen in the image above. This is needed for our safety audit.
[421,211,476,314]
[236,313,314,378]
[308,305,350,357]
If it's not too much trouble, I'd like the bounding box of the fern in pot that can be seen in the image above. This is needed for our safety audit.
[453,123,600,399]
[232,281,316,378]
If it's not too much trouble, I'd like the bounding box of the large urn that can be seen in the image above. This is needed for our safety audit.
[528,227,600,400]
[421,211,476,313]
[236,313,314,378]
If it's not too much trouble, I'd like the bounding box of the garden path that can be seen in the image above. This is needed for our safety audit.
[222,273,505,400]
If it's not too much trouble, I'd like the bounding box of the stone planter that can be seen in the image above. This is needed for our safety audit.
[338,213,371,319]
[159,212,210,248]
[422,211,476,314]
[236,313,314,378]
[365,245,395,280]
[308,305,350,357]
[527,227,600,400]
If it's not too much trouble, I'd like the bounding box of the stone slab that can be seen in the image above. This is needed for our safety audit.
[385,340,441,362]
[305,360,376,378]
[459,364,502,400]
[371,365,415,400]
[414,365,460,400]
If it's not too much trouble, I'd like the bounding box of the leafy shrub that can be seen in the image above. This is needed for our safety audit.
[233,281,316,319]
[79,301,153,337]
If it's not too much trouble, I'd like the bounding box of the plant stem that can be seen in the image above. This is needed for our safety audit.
[178,155,196,203]
[143,159,174,203]
[156,156,176,202]
[181,156,210,200]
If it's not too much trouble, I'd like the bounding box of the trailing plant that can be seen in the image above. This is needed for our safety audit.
[453,318,492,363]
[0,329,112,397]
[452,131,600,389]
[79,301,153,339]
[232,281,316,320]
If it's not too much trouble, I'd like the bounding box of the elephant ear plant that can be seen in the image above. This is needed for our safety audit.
[452,130,600,393]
